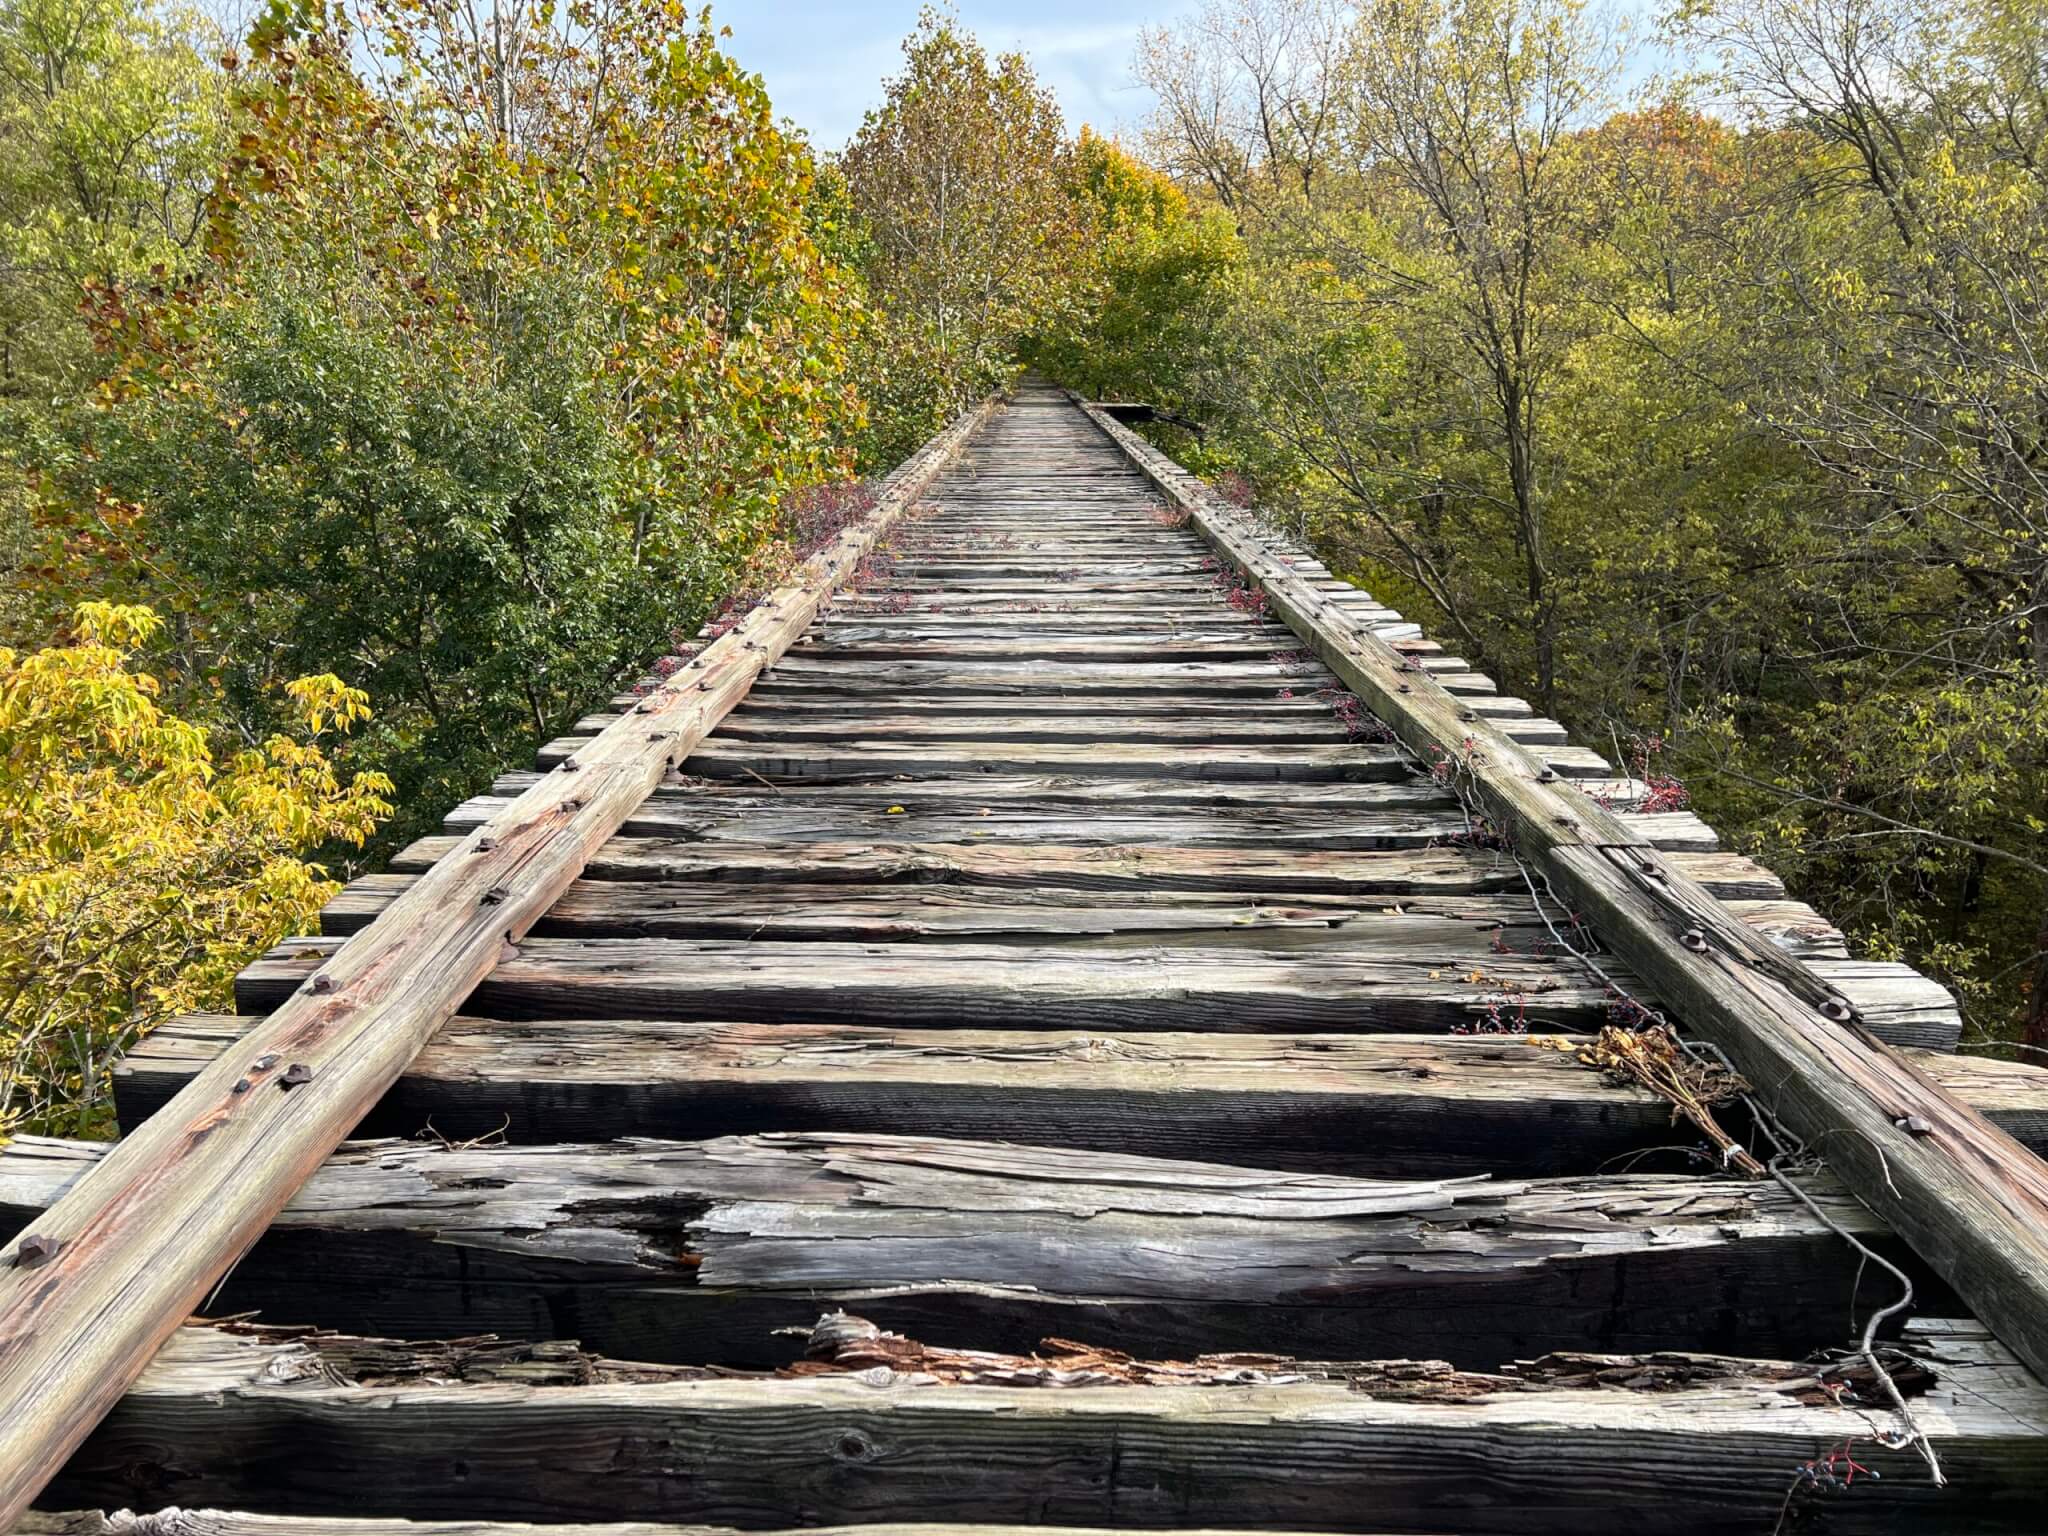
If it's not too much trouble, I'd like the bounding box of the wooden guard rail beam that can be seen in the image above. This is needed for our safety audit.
[0,397,996,1525]
[1074,393,2048,1386]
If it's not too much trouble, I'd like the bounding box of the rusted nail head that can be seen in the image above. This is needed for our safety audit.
[309,974,333,994]
[473,836,497,853]
[279,1063,315,1090]
[231,1077,251,1095]
[15,1234,61,1269]
[559,757,580,773]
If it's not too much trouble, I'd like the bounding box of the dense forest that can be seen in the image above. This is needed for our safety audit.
[2,0,2044,1139]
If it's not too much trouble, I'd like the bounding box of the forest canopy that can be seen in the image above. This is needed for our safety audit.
[1,0,2045,1136]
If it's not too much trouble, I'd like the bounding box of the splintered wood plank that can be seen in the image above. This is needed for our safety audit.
[0,401,1002,1525]
[236,936,1959,1048]
[40,1318,2048,1532]
[0,1134,1926,1369]
[120,1014,2048,1167]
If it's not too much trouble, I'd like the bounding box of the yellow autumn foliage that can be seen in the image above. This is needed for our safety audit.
[0,603,391,1139]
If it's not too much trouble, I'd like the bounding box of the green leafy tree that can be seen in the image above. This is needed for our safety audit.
[841,6,1085,462]
[76,0,864,849]
[0,0,226,406]
[0,602,389,1139]
[1026,130,1244,411]
[0,0,229,644]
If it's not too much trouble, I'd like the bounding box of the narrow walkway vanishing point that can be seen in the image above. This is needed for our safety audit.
[8,381,2048,1533]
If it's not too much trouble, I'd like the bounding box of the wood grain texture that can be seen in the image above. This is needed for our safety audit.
[387,836,1788,898]
[0,400,999,1527]
[0,1133,1925,1368]
[40,1316,2048,1533]
[231,933,1960,1047]
[113,1016,2048,1173]
[438,786,1721,854]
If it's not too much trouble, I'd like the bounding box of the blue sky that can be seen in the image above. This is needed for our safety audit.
[718,2,1682,154]
[717,2,1171,151]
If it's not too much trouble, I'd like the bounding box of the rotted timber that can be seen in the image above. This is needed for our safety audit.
[38,1316,2048,1533]
[0,1132,1931,1367]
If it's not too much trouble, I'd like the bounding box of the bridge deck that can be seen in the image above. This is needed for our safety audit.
[15,383,2048,1533]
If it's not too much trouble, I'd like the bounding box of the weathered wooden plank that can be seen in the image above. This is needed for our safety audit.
[570,738,1410,782]
[235,935,1959,1048]
[1078,395,2048,1380]
[0,402,1002,1525]
[113,1014,2048,1172]
[590,712,1363,745]
[0,1134,1928,1368]
[789,634,1306,661]
[388,837,1788,899]
[442,793,1719,854]
[331,876,1567,948]
[329,877,1808,954]
[699,690,1351,715]
[737,657,1339,695]
[41,1317,2048,1532]
[502,770,1453,809]
[234,935,1632,1033]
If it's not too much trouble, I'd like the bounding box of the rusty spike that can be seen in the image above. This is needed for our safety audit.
[15,1235,61,1270]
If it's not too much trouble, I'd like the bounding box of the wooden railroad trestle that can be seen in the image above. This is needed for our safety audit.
[6,379,2048,1533]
